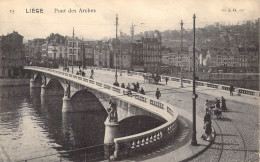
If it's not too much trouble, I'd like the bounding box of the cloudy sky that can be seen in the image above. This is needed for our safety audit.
[0,0,259,40]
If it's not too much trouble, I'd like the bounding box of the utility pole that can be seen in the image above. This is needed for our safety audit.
[72,27,74,74]
[120,30,122,76]
[180,20,184,88]
[113,14,119,86]
[130,23,134,70]
[191,14,198,146]
[82,38,84,69]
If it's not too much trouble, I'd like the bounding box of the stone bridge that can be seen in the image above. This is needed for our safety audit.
[24,66,179,160]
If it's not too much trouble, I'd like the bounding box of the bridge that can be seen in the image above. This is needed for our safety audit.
[24,66,179,160]
[24,66,259,161]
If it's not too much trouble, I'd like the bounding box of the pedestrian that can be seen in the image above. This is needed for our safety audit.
[204,121,212,141]
[229,83,234,96]
[121,83,125,88]
[155,88,161,99]
[136,82,140,91]
[82,71,85,77]
[205,100,209,113]
[215,98,220,109]
[203,111,211,124]
[165,77,169,85]
[221,96,227,110]
[91,69,94,76]
[143,74,146,82]
[126,83,131,90]
[140,87,145,95]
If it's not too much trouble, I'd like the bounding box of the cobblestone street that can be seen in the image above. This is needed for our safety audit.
[79,68,259,161]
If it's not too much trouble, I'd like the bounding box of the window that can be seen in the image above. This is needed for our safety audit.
[2,68,5,75]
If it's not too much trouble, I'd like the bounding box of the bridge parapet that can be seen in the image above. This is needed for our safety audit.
[25,66,179,160]
[88,66,260,98]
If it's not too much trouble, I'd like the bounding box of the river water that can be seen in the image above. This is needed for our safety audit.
[0,85,163,161]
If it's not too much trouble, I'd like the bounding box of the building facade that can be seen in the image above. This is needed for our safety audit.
[94,41,110,67]
[0,31,25,78]
[66,36,81,64]
[110,39,132,70]
[142,32,162,73]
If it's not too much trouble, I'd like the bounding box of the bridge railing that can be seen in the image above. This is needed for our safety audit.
[25,66,179,159]
[86,66,260,98]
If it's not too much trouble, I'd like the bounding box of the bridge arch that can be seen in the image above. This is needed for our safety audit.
[70,89,105,112]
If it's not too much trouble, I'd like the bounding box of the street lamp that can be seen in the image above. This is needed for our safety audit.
[72,28,75,74]
[52,43,58,68]
[191,14,198,146]
[180,20,184,88]
[120,32,122,76]
[113,14,119,86]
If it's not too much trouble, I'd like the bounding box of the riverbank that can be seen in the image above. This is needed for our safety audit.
[0,78,30,86]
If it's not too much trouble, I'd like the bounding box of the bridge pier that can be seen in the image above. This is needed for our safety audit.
[62,96,73,113]
[30,79,37,88]
[104,118,120,144]
[104,117,120,160]
[40,85,47,95]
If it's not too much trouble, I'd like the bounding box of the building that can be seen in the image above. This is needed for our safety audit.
[142,31,162,73]
[110,39,132,70]
[132,41,143,71]
[83,41,96,66]
[205,48,240,72]
[66,36,81,65]
[42,33,67,65]
[25,38,45,61]
[93,41,110,67]
[0,31,25,78]
[238,45,259,72]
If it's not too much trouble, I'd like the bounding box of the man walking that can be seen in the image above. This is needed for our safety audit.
[155,88,161,99]
[229,83,234,96]
[165,77,169,85]
[136,82,140,91]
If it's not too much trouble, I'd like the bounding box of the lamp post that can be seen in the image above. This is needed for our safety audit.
[191,14,198,146]
[64,51,66,71]
[113,14,119,86]
[52,43,57,68]
[120,31,122,76]
[72,27,75,74]
[180,20,184,88]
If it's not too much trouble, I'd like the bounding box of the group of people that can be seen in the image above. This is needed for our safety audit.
[205,96,227,112]
[76,69,86,76]
[75,68,94,79]
[64,66,69,72]
[121,82,146,96]
[202,96,227,141]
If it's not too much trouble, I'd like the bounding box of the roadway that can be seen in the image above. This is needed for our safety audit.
[63,67,259,161]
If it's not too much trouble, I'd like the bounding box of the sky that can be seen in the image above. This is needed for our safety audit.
[0,0,259,40]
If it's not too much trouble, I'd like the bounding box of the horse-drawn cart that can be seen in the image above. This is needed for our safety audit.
[143,75,161,84]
